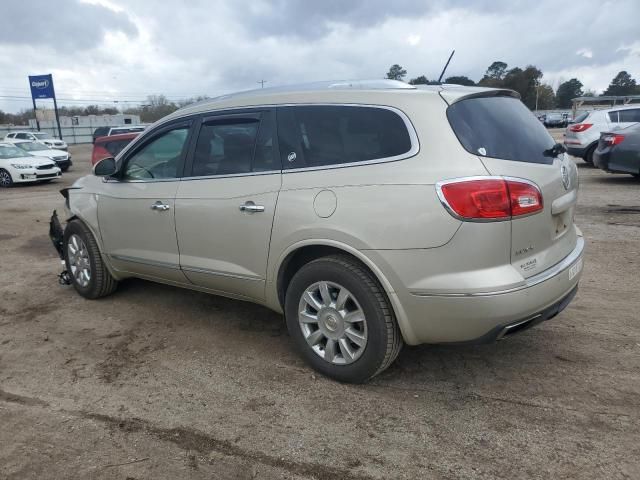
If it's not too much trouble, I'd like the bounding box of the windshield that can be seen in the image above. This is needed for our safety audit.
[447,95,556,165]
[33,132,53,139]
[16,141,47,152]
[0,145,31,159]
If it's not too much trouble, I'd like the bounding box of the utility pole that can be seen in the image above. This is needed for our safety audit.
[257,80,267,88]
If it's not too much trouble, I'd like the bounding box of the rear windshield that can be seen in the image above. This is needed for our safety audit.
[574,112,590,123]
[447,95,556,164]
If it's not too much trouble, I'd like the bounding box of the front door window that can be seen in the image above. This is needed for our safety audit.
[123,127,189,180]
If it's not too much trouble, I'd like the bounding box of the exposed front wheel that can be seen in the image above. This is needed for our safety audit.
[63,220,118,299]
[0,169,13,188]
[285,255,402,383]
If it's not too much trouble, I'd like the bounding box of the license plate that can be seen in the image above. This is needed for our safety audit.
[569,258,583,280]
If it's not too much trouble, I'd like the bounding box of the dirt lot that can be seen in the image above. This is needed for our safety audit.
[1,139,639,479]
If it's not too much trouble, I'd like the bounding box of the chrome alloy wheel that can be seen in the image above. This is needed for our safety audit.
[0,170,12,187]
[67,234,91,288]
[298,281,368,365]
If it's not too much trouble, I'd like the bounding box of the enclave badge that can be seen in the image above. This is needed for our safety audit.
[561,164,570,190]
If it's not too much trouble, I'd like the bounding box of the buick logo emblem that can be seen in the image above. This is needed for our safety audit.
[561,165,570,190]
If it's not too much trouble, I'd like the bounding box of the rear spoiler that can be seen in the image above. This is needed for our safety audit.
[439,88,520,106]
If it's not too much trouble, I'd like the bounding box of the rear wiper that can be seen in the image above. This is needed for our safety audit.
[543,142,567,158]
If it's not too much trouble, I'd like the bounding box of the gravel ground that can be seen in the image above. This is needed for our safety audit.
[0,139,639,479]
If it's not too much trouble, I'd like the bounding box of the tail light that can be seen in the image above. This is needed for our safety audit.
[602,133,625,146]
[436,177,543,221]
[569,123,593,133]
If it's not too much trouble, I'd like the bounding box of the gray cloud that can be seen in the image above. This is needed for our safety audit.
[1,0,639,114]
[0,0,137,51]
[237,0,528,39]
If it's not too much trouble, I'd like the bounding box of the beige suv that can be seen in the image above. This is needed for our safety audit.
[50,80,584,382]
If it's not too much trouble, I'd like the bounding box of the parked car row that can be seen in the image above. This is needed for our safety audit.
[5,130,68,150]
[6,140,72,171]
[564,105,640,177]
[0,142,62,187]
[537,112,570,128]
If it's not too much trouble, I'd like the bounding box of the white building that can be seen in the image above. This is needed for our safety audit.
[29,112,141,129]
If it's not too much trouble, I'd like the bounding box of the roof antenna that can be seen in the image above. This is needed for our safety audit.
[437,50,455,83]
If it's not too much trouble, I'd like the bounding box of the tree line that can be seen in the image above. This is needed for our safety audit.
[0,94,209,126]
[386,62,640,110]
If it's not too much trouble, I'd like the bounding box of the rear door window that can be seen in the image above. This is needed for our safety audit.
[277,105,413,169]
[447,95,556,164]
[608,111,620,123]
[189,111,278,177]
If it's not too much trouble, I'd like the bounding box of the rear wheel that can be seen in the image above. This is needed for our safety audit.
[63,220,118,299]
[584,145,596,165]
[0,169,13,188]
[285,255,402,383]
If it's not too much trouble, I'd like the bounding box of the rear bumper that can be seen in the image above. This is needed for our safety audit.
[593,150,610,170]
[372,233,585,345]
[594,150,639,175]
[565,145,587,158]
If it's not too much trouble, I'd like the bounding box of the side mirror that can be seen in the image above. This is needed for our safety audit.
[93,157,117,177]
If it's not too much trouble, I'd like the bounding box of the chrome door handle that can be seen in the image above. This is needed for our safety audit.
[150,201,171,211]
[239,201,265,213]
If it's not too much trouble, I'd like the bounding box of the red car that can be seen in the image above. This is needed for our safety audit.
[91,133,140,165]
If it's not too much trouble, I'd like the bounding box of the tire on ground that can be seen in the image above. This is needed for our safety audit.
[0,169,13,188]
[285,254,403,383]
[584,144,596,165]
[63,219,118,299]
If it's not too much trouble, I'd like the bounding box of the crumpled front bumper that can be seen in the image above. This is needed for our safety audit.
[49,210,65,259]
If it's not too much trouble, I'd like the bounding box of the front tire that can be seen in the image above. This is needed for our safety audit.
[63,220,118,299]
[285,255,402,383]
[0,169,13,188]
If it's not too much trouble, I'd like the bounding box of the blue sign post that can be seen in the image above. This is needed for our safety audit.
[28,74,63,140]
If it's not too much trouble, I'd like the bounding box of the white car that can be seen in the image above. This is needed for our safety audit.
[9,140,72,171]
[4,131,68,151]
[564,105,640,163]
[0,142,61,187]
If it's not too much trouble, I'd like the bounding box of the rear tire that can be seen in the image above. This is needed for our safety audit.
[584,145,596,165]
[0,169,13,188]
[63,220,118,299]
[284,254,402,383]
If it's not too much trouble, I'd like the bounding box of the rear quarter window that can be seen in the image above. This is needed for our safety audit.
[277,105,414,169]
[447,95,556,165]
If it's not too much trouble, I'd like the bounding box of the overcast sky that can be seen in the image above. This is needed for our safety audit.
[1,0,639,113]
